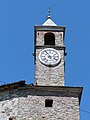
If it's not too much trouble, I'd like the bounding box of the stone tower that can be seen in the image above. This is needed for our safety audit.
[0,16,83,120]
[34,16,65,86]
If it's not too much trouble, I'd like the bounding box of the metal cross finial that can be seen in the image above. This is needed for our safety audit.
[46,7,51,19]
[48,7,51,16]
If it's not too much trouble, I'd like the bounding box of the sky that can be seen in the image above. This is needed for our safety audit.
[0,0,90,119]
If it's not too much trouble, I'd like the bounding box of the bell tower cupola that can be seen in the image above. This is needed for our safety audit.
[34,15,66,86]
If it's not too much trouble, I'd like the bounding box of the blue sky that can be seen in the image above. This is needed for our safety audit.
[0,0,90,119]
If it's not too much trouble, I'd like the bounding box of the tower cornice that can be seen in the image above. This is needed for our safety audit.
[34,25,66,32]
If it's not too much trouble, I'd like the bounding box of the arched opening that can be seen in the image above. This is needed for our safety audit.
[44,33,55,45]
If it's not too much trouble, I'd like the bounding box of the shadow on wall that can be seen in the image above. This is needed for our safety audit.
[0,80,34,101]
[0,80,82,102]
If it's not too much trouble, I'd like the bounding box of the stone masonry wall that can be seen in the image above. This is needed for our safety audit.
[35,31,65,86]
[35,49,64,86]
[0,88,80,120]
[36,31,64,46]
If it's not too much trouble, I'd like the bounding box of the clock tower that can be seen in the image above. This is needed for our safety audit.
[34,15,66,86]
[0,14,83,120]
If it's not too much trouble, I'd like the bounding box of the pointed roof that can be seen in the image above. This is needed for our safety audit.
[42,15,57,26]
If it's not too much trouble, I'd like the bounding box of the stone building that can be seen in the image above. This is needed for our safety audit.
[0,16,83,120]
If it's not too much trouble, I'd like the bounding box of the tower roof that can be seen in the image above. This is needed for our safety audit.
[42,15,57,26]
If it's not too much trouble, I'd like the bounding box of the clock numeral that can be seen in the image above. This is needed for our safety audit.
[54,56,59,60]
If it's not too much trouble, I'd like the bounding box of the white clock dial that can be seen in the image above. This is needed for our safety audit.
[39,48,61,66]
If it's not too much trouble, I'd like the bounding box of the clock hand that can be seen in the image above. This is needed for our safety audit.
[45,51,52,59]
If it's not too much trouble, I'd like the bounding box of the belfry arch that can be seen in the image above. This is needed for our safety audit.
[44,33,55,45]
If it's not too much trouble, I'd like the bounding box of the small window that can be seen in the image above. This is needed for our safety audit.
[45,99,53,107]
[9,117,16,120]
[9,118,13,120]
[44,33,55,45]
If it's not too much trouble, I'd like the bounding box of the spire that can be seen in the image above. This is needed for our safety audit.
[42,8,57,26]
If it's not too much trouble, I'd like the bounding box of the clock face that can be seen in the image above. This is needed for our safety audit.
[39,48,61,66]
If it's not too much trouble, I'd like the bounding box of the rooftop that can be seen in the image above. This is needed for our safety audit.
[42,15,57,26]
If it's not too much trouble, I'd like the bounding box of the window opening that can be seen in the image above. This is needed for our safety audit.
[44,33,55,45]
[9,117,16,120]
[45,99,53,107]
[9,118,12,120]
